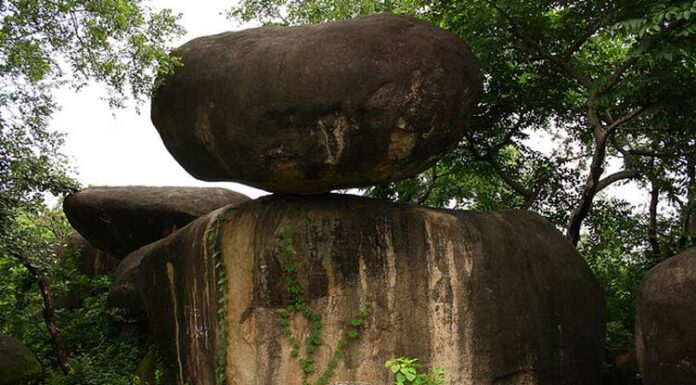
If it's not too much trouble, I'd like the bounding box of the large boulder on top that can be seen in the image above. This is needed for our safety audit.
[636,247,696,385]
[63,186,249,256]
[0,334,41,385]
[137,194,604,385]
[151,14,482,193]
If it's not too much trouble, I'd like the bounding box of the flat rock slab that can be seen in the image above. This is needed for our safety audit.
[63,186,249,257]
[0,334,41,385]
[151,14,482,193]
[137,194,604,385]
[636,247,696,385]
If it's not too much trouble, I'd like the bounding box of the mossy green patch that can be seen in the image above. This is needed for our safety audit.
[0,335,42,385]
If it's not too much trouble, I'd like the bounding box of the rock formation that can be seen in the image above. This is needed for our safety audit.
[68,232,119,277]
[635,247,696,385]
[59,13,607,385]
[63,186,249,256]
[106,243,159,323]
[137,194,605,385]
[0,334,41,385]
[604,348,641,385]
[151,14,482,193]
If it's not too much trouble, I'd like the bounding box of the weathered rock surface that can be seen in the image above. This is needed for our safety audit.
[636,247,696,385]
[137,194,604,385]
[0,334,41,385]
[68,232,120,277]
[136,348,158,385]
[604,348,641,385]
[63,186,249,256]
[151,14,482,193]
[106,243,158,323]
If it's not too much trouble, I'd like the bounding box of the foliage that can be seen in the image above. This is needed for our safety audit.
[1,0,185,108]
[385,357,446,385]
[0,0,185,258]
[578,197,656,351]
[278,228,369,385]
[0,207,152,385]
[1,3,183,378]
[207,226,228,385]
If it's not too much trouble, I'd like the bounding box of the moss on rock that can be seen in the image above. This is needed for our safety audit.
[0,334,41,385]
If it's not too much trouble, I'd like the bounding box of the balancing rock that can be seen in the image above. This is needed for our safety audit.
[636,247,696,385]
[151,14,482,193]
[136,194,604,385]
[63,186,249,257]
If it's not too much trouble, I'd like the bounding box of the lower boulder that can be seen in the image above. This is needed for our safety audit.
[106,243,158,323]
[636,247,696,385]
[68,232,119,277]
[0,335,41,385]
[138,194,605,385]
[63,186,249,257]
[604,348,641,385]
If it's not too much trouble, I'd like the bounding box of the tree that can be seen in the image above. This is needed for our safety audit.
[0,207,154,384]
[5,208,74,374]
[1,0,184,375]
[1,0,185,237]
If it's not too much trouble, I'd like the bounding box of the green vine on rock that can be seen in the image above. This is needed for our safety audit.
[208,226,228,385]
[385,357,446,385]
[279,228,370,385]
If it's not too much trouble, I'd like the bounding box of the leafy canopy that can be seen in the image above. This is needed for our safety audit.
[0,0,184,249]
[0,1,183,381]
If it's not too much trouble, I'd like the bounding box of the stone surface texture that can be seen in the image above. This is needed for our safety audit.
[106,242,160,323]
[137,194,604,385]
[0,334,41,385]
[63,186,249,256]
[636,247,696,385]
[68,232,120,277]
[151,14,482,193]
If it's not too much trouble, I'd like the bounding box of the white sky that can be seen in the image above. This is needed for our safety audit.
[49,0,648,207]
[51,0,267,199]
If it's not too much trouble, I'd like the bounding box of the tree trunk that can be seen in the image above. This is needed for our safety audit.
[12,251,71,375]
[566,106,608,247]
[686,156,696,247]
[648,181,661,259]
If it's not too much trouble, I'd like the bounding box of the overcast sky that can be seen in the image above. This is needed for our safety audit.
[49,0,647,207]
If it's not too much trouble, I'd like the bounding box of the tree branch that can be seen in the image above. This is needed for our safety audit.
[488,154,536,206]
[605,105,647,134]
[648,180,661,259]
[417,167,438,205]
[10,251,71,375]
[596,169,640,192]
[599,19,688,96]
[608,133,644,177]
[562,16,607,60]
[492,3,594,89]
[599,54,643,95]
